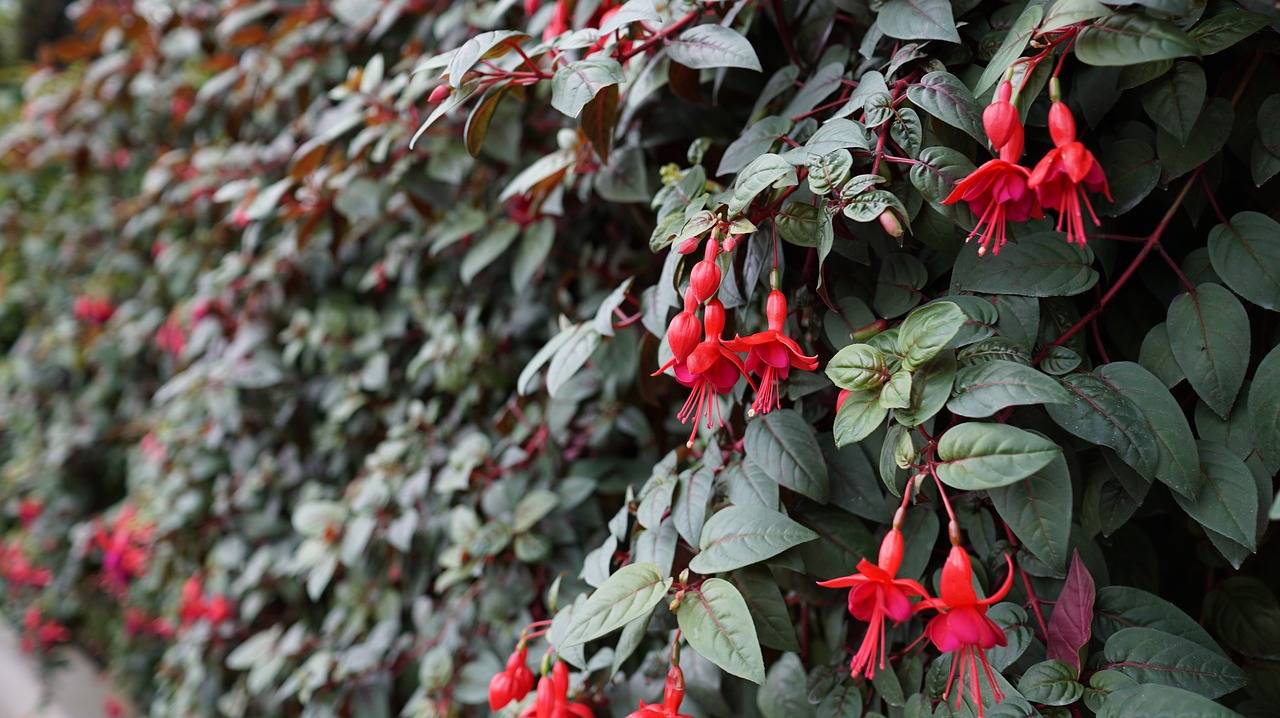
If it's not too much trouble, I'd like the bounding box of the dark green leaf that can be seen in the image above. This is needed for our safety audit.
[677,577,766,684]
[907,72,985,144]
[976,3,1045,94]
[1190,10,1269,55]
[1156,98,1233,183]
[1075,13,1200,67]
[1205,577,1280,661]
[897,301,966,370]
[1095,586,1225,656]
[1046,371,1159,479]
[948,360,1072,418]
[951,232,1099,297]
[1098,362,1200,497]
[691,505,819,574]
[777,202,832,249]
[874,253,928,318]
[730,567,800,652]
[1138,323,1185,388]
[667,25,762,72]
[1141,61,1205,145]
[558,563,672,647]
[1104,627,1246,698]
[936,423,1063,490]
[988,454,1072,572]
[1018,660,1084,706]
[729,154,798,216]
[718,116,793,176]
[833,389,888,447]
[894,352,957,427]
[1172,441,1258,551]
[1167,283,1249,419]
[1098,685,1244,718]
[877,0,960,43]
[744,409,829,503]
[1207,211,1280,311]
[1249,344,1280,472]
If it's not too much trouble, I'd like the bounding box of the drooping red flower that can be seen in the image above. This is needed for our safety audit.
[0,541,53,587]
[519,661,594,718]
[817,525,929,679]
[21,607,69,653]
[178,577,235,627]
[490,645,536,711]
[689,239,722,304]
[627,665,692,718]
[665,288,702,364]
[982,81,1019,151]
[74,295,115,325]
[942,123,1042,256]
[655,299,754,447]
[94,505,153,594]
[1027,101,1112,248]
[914,547,1014,718]
[543,0,570,41]
[723,290,817,417]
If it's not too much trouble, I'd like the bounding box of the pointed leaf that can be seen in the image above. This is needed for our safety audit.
[988,454,1072,573]
[745,409,829,502]
[690,505,819,574]
[677,577,766,684]
[558,563,673,647]
[936,423,1062,490]
[1167,284,1249,419]
[1104,627,1246,698]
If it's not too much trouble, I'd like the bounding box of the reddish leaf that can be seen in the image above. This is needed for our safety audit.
[1047,551,1095,673]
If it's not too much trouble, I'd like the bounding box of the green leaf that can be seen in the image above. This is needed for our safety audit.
[728,154,798,216]
[1156,98,1233,183]
[758,653,810,718]
[877,0,961,43]
[1172,441,1258,551]
[546,323,602,397]
[745,410,829,503]
[1098,362,1200,498]
[907,71,985,144]
[1190,10,1269,55]
[976,3,1045,94]
[1075,13,1200,67]
[1094,586,1225,656]
[1206,577,1280,661]
[1046,371,1159,479]
[948,360,1072,418]
[874,253,928,318]
[842,188,904,224]
[988,454,1072,573]
[807,150,854,196]
[827,344,889,391]
[910,146,976,204]
[1041,0,1112,33]
[796,506,877,577]
[445,31,530,87]
[550,59,625,118]
[667,25,762,72]
[781,118,872,163]
[951,232,1099,297]
[1138,322,1185,388]
[1040,346,1083,376]
[718,116,792,176]
[558,563,672,647]
[690,505,818,574]
[881,370,912,409]
[730,567,800,652]
[894,353,957,427]
[461,221,520,285]
[777,202,829,250]
[678,578,766,684]
[513,218,556,293]
[1018,660,1084,706]
[1207,212,1280,311]
[673,466,714,547]
[890,107,923,158]
[1100,138,1160,218]
[1104,627,1246,698]
[1141,61,1204,145]
[1098,685,1245,718]
[1250,344,1280,472]
[513,489,561,533]
[898,301,965,371]
[1167,283,1249,419]
[833,389,888,447]
[936,423,1063,490]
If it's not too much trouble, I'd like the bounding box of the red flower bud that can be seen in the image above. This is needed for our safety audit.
[667,311,701,363]
[765,290,787,332]
[877,209,904,238]
[663,666,685,711]
[703,299,726,339]
[982,92,1019,152]
[428,84,451,104]
[690,260,721,303]
[1048,101,1076,148]
[489,671,518,711]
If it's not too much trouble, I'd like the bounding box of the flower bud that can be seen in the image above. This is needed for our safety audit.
[877,209,904,238]
[837,389,851,412]
[690,260,721,303]
[488,671,517,711]
[982,99,1019,152]
[851,318,889,341]
[878,528,905,576]
[663,665,686,711]
[703,299,726,339]
[667,311,701,363]
[427,84,451,104]
[997,121,1025,163]
[765,289,788,331]
[1048,101,1076,148]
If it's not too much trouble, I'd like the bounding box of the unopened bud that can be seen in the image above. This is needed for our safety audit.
[948,520,963,547]
[1048,101,1076,148]
[852,318,890,341]
[690,260,722,303]
[428,84,451,103]
[877,210,904,238]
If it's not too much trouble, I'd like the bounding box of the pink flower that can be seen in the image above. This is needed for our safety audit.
[1027,102,1112,248]
[656,300,754,447]
[942,124,1042,256]
[723,290,817,416]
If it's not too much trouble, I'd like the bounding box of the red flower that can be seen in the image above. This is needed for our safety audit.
[817,525,929,678]
[942,124,1042,257]
[156,316,186,357]
[689,239,722,304]
[723,290,817,417]
[982,81,1019,151]
[914,547,1014,717]
[1027,101,1111,248]
[627,665,691,718]
[520,661,593,718]
[94,505,152,594]
[74,295,115,325]
[490,645,536,711]
[543,0,570,41]
[178,577,235,626]
[656,299,753,447]
[21,607,69,653]
[665,288,702,364]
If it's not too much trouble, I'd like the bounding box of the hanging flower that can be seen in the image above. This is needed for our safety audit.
[1027,100,1112,247]
[914,546,1014,717]
[664,288,702,365]
[519,661,594,718]
[689,239,722,304]
[74,295,115,325]
[489,645,536,711]
[627,665,692,718]
[655,299,753,447]
[817,522,929,679]
[723,290,817,417]
[942,119,1042,256]
[94,504,153,594]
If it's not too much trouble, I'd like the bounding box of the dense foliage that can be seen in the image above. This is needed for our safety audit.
[2,1,1280,717]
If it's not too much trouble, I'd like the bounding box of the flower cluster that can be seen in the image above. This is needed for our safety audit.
[0,541,53,588]
[21,606,70,653]
[655,238,817,446]
[92,504,153,595]
[819,513,1013,717]
[944,79,1110,256]
[488,644,536,711]
[177,577,235,626]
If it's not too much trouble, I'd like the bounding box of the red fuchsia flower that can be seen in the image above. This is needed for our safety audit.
[94,505,152,594]
[723,290,818,417]
[489,644,537,711]
[816,520,929,679]
[1027,100,1112,248]
[655,300,754,448]
[21,607,70,653]
[73,295,115,325]
[982,81,1019,151]
[943,120,1042,257]
[18,498,42,528]
[689,239,722,304]
[543,0,570,41]
[178,577,235,626]
[627,665,692,718]
[520,661,594,718]
[155,315,186,357]
[0,542,53,587]
[665,288,703,364]
[914,546,1015,718]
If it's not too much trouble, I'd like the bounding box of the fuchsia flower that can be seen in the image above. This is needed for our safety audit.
[93,505,152,594]
[942,81,1042,256]
[520,661,594,718]
[489,644,536,711]
[817,524,928,679]
[1027,100,1112,247]
[914,547,1014,717]
[627,665,691,718]
[178,577,235,626]
[74,295,115,325]
[724,289,817,417]
[656,299,754,448]
[21,607,70,653]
